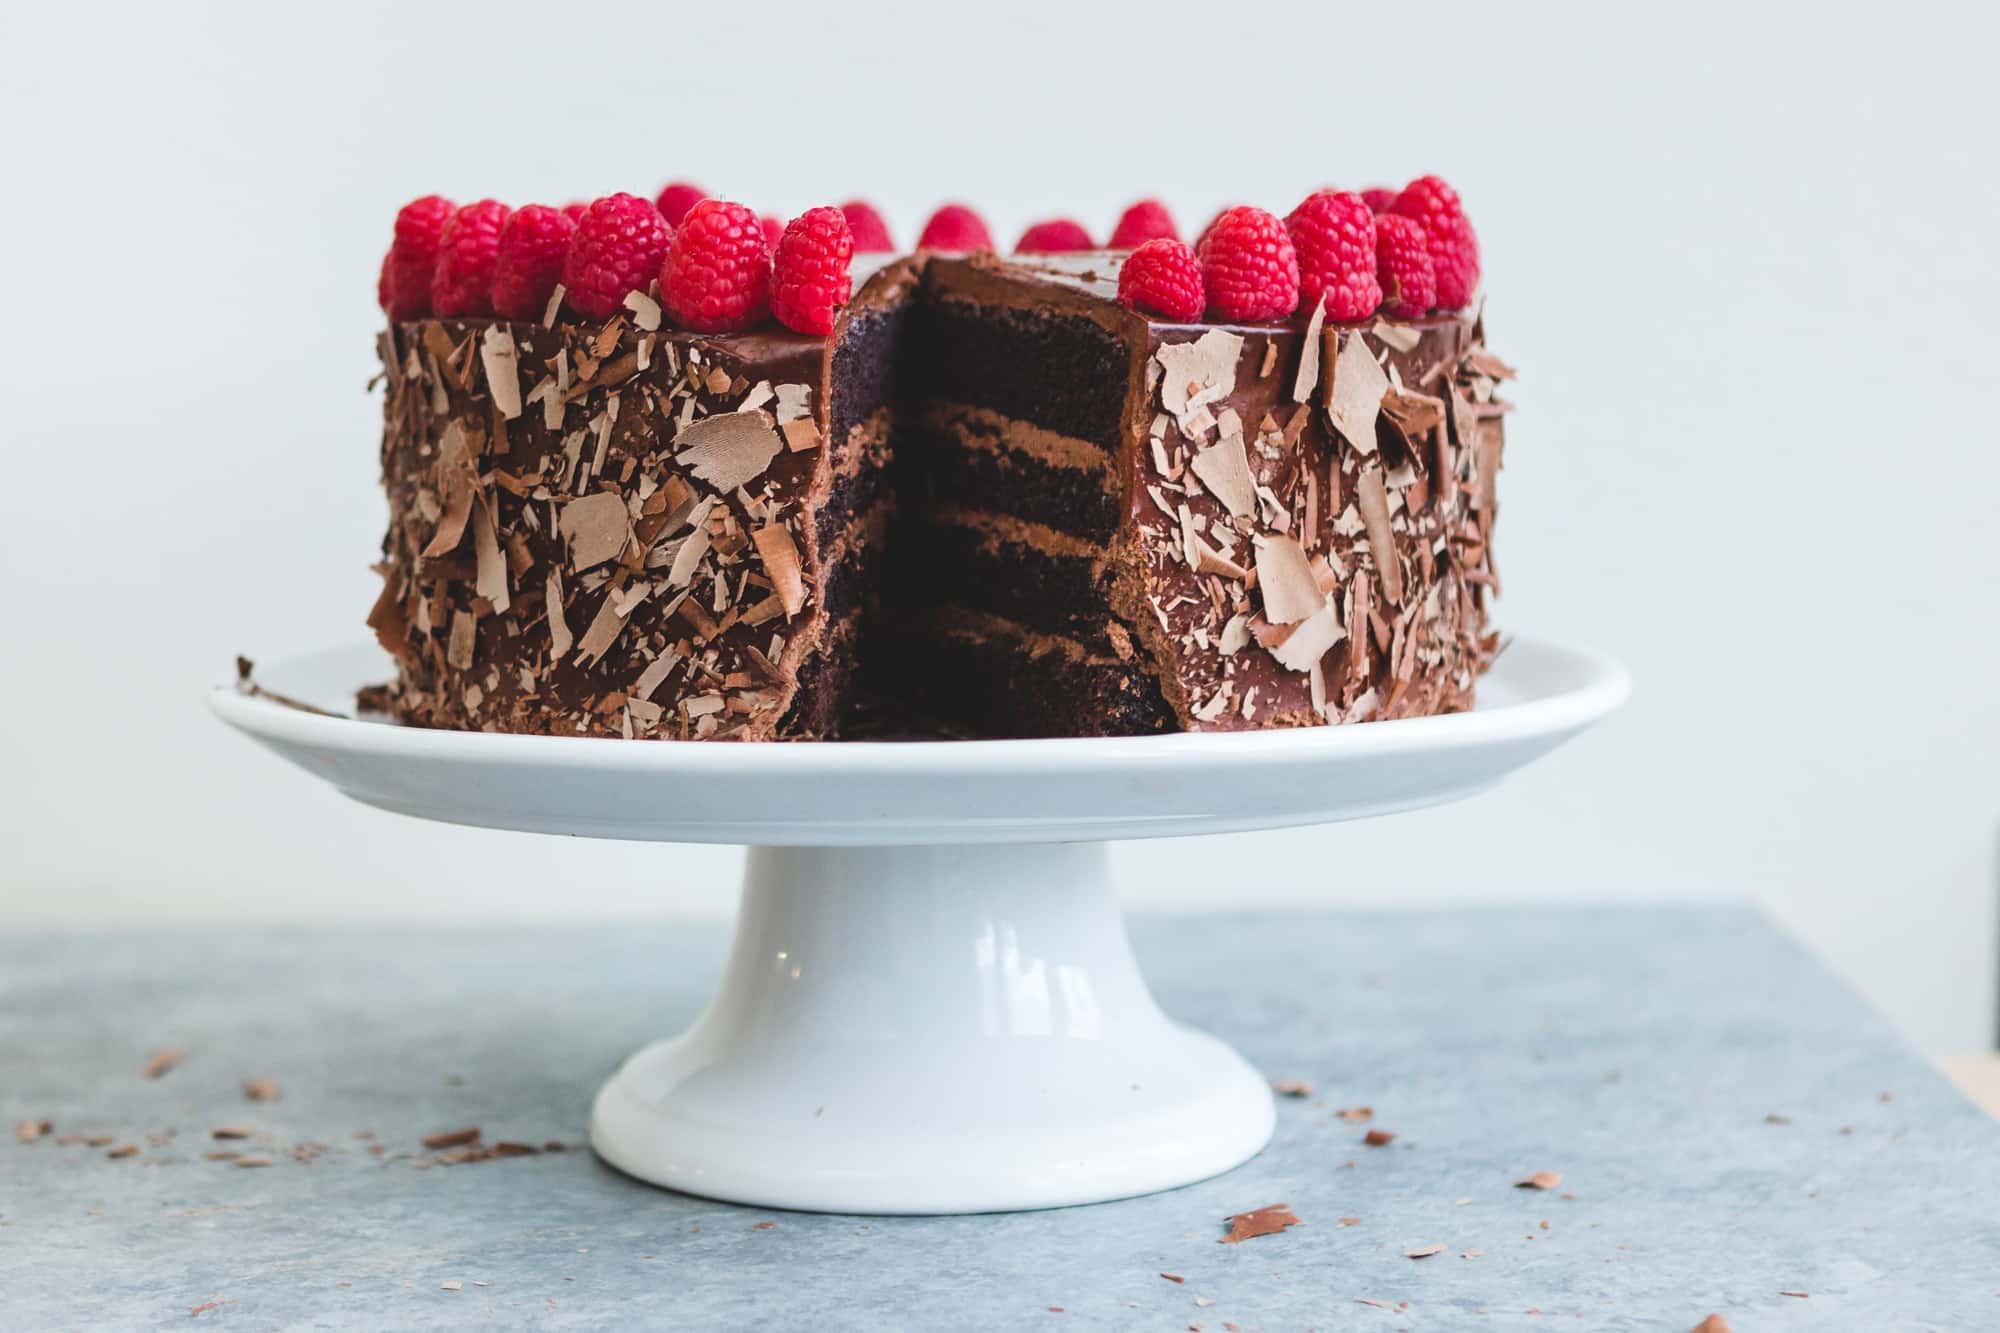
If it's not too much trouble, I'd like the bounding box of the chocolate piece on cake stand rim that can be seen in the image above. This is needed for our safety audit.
[216,225,1629,1213]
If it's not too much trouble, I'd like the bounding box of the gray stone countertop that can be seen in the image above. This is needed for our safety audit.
[3,906,1995,1330]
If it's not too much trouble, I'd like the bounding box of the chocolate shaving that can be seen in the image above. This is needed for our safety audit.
[242,1076,280,1102]
[666,500,717,588]
[1370,319,1422,353]
[1156,329,1244,419]
[472,497,509,612]
[558,492,631,572]
[1381,386,1446,442]
[545,568,573,658]
[446,611,476,671]
[1189,436,1258,519]
[1292,294,1326,403]
[1327,332,1389,455]
[235,658,345,717]
[774,382,813,421]
[1220,1203,1301,1244]
[782,418,822,451]
[479,326,522,420]
[1515,1171,1562,1190]
[751,523,806,617]
[141,1046,186,1079]
[1194,540,1249,582]
[1267,606,1344,673]
[1253,534,1321,624]
[420,422,481,557]
[621,290,663,332]
[564,351,641,402]
[1355,466,1403,603]
[421,1127,480,1151]
[574,585,647,665]
[678,411,782,492]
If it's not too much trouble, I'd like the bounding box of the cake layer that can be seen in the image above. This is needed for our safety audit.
[886,507,1135,659]
[812,405,894,549]
[903,273,1135,449]
[865,607,1173,740]
[894,402,1122,542]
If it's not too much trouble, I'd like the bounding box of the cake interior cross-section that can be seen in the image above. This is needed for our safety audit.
[362,186,1510,740]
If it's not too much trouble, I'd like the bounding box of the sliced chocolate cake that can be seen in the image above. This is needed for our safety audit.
[365,187,1507,740]
[874,253,1503,735]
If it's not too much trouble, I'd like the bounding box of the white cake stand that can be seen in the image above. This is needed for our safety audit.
[210,634,1626,1214]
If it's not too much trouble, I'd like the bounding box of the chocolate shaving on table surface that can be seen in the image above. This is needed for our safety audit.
[1219,1203,1302,1244]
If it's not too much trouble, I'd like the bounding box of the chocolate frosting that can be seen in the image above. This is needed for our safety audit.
[367,249,1506,739]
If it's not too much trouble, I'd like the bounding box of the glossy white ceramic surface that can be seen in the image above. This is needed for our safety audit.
[591,843,1276,1213]
[209,633,1627,1212]
[209,636,1629,847]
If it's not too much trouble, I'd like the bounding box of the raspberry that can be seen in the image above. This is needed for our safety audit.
[491,204,577,321]
[760,214,785,248]
[430,200,512,318]
[1199,206,1299,323]
[383,194,455,318]
[916,203,994,251]
[560,202,587,224]
[660,198,772,333]
[1359,187,1397,214]
[840,200,894,252]
[1116,238,1204,322]
[771,207,855,336]
[1392,175,1479,309]
[1108,198,1178,248]
[654,181,708,227]
[1373,213,1436,318]
[1285,190,1381,322]
[1014,218,1095,254]
[1192,205,1243,259]
[562,193,673,320]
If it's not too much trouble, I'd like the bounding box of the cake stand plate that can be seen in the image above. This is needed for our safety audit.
[210,634,1627,1214]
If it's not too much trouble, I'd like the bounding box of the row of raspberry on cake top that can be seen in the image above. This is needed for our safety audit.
[377,177,1479,338]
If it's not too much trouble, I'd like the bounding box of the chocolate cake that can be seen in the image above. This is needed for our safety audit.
[366,210,1508,741]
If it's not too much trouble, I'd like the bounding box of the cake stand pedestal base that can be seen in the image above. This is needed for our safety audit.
[588,843,1276,1214]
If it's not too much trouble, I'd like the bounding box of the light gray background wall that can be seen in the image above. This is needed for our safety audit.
[3,2,1995,1050]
